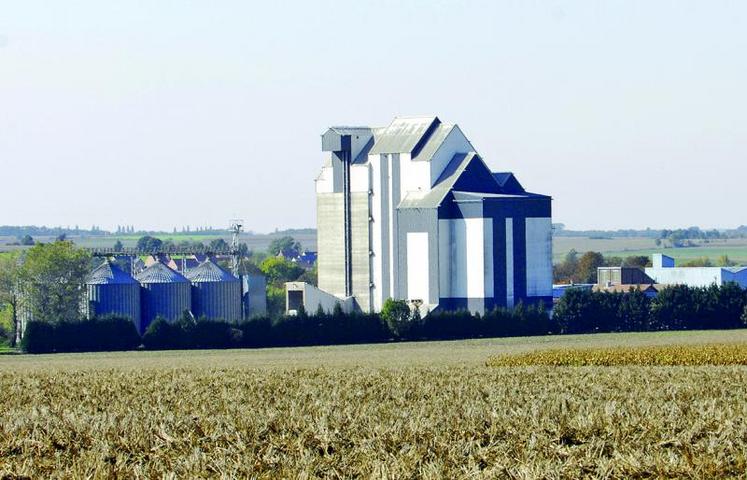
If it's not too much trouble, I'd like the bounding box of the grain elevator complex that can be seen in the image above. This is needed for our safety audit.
[287,116,553,315]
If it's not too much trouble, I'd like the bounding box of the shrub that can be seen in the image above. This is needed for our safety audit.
[142,317,181,350]
[21,321,55,353]
[191,320,232,349]
[381,299,413,339]
[650,285,697,330]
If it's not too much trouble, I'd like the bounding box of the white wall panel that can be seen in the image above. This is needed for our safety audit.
[369,154,384,310]
[406,232,429,302]
[315,166,334,193]
[438,219,452,297]
[525,217,553,297]
[438,218,492,299]
[350,164,370,193]
[645,267,723,288]
[483,218,494,297]
[400,153,430,197]
[465,218,485,298]
[506,218,514,307]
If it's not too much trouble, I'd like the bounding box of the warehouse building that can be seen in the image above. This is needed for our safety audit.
[287,116,552,315]
[645,254,747,288]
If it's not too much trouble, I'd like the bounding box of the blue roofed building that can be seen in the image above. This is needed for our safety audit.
[287,116,552,315]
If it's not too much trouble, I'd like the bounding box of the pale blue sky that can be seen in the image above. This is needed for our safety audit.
[1,1,745,232]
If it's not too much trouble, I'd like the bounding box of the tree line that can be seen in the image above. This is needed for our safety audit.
[20,284,747,354]
[553,251,650,284]
[554,283,747,334]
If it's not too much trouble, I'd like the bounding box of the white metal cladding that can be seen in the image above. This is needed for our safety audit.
[437,218,489,299]
[406,232,429,302]
[525,217,553,297]
[370,154,387,311]
[506,218,514,308]
[311,115,552,314]
[350,164,369,192]
[389,154,401,298]
[645,267,724,288]
[465,218,485,298]
[438,219,452,297]
[483,218,494,297]
[315,166,334,193]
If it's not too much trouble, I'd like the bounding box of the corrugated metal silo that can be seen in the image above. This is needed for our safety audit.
[185,260,242,322]
[135,262,191,331]
[86,260,141,331]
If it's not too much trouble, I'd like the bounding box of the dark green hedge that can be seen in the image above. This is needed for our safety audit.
[553,283,747,334]
[21,316,141,354]
[21,283,747,353]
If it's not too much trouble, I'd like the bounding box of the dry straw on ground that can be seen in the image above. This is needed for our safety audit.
[487,342,747,367]
[1,331,746,478]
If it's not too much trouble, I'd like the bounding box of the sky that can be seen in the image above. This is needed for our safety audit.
[0,1,745,233]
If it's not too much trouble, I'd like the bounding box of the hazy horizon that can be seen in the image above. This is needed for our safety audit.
[1,1,745,233]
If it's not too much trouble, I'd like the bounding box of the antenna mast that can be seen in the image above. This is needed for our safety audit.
[229,219,243,276]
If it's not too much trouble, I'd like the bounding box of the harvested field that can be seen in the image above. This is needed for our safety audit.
[1,330,746,478]
[487,343,747,367]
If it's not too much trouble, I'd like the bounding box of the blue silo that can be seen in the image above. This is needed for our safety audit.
[135,262,191,332]
[185,260,242,322]
[86,260,141,331]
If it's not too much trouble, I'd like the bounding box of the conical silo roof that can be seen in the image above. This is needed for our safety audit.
[135,262,189,284]
[87,260,138,285]
[185,260,239,283]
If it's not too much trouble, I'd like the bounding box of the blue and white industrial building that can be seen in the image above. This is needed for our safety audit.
[645,254,747,289]
[287,116,553,315]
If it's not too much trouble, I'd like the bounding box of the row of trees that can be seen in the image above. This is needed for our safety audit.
[553,250,650,284]
[21,282,747,353]
[15,280,747,353]
[133,235,245,254]
[554,283,747,334]
[21,301,552,353]
[552,225,747,240]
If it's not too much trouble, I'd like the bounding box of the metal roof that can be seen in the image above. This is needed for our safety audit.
[724,267,747,273]
[327,126,372,136]
[135,262,189,284]
[492,172,526,194]
[87,260,138,285]
[185,260,239,283]
[369,117,440,155]
[411,124,454,162]
[398,152,547,209]
[398,152,481,209]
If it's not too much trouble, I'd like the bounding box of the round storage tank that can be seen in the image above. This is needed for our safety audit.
[185,260,242,322]
[86,260,141,331]
[136,262,191,332]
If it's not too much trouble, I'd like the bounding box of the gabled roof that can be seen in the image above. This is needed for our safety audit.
[492,172,525,194]
[399,152,498,209]
[87,260,138,285]
[411,124,454,162]
[369,116,441,155]
[185,260,239,283]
